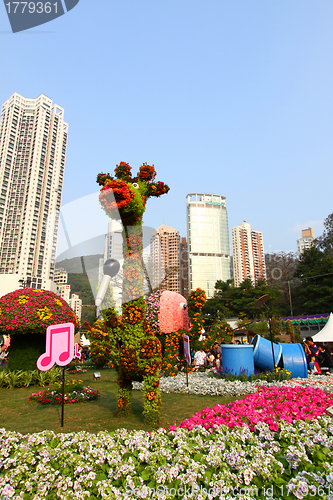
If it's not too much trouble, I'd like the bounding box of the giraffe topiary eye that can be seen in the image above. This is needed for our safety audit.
[132,183,139,189]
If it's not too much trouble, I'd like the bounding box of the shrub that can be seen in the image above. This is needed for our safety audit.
[209,367,291,382]
[0,367,62,389]
[8,333,46,372]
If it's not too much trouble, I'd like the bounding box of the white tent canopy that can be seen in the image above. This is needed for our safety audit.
[312,312,333,342]
[80,334,90,346]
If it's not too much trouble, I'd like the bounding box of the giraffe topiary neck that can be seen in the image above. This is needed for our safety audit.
[122,225,144,306]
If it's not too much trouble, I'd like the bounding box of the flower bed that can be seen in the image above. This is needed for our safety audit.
[0,288,79,334]
[29,386,99,405]
[170,385,333,432]
[3,378,333,498]
[67,368,87,374]
[209,366,291,382]
[132,372,333,397]
[1,414,333,499]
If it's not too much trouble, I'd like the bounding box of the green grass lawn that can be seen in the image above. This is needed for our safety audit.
[0,368,242,434]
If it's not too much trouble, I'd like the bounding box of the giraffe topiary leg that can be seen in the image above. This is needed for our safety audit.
[116,376,132,415]
[142,373,161,428]
[139,322,162,427]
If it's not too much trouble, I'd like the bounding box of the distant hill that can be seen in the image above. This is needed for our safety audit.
[56,255,103,326]
[56,254,103,274]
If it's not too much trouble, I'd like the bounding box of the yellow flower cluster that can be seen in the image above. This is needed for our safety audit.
[36,306,52,321]
[17,295,29,305]
[145,390,156,401]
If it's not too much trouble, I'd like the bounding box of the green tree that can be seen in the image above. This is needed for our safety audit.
[270,316,281,338]
[265,251,298,316]
[315,212,333,255]
[203,279,282,320]
[293,246,333,315]
[247,314,270,338]
[202,279,234,321]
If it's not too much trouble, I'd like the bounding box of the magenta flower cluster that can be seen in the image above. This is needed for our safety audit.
[145,289,163,334]
[170,386,333,432]
[29,387,99,405]
[0,288,80,335]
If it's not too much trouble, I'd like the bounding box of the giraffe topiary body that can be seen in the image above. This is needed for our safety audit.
[96,162,170,426]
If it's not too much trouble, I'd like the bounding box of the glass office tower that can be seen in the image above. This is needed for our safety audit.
[186,193,230,298]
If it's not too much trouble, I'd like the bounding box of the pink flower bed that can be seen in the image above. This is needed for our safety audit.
[292,376,333,387]
[170,386,333,432]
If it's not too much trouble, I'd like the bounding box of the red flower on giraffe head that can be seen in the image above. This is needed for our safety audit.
[99,179,134,211]
[146,180,170,197]
[137,163,156,182]
[115,162,132,180]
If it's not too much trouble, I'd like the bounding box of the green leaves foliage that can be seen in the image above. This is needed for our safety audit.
[203,279,282,320]
[293,246,333,315]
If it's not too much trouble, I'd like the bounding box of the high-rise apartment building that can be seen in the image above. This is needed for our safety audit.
[142,252,151,296]
[0,93,68,295]
[69,293,82,322]
[57,284,71,303]
[179,237,189,298]
[186,193,231,298]
[297,227,314,255]
[53,266,82,319]
[54,268,71,302]
[54,268,68,285]
[150,224,180,293]
[231,221,266,287]
[98,218,123,310]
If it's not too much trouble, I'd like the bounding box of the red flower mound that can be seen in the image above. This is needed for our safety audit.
[0,288,80,334]
[170,386,333,433]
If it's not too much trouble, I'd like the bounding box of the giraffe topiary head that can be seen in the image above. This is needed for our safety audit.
[97,162,170,226]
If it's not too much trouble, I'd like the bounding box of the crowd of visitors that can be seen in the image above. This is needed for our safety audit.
[303,336,333,374]
[190,336,333,375]
[77,344,90,362]
[0,340,8,368]
[0,334,91,368]
[192,339,242,372]
[193,342,223,371]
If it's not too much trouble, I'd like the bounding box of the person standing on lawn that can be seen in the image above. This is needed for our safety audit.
[0,344,8,367]
[304,337,319,365]
[194,348,206,370]
[308,355,321,374]
[317,345,333,372]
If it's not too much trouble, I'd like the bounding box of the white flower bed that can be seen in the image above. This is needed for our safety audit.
[133,372,333,397]
[2,375,333,498]
[1,418,333,499]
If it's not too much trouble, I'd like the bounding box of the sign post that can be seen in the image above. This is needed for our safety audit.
[183,335,191,387]
[36,323,75,427]
[61,367,65,427]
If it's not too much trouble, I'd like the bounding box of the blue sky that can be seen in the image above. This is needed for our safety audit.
[1,0,333,257]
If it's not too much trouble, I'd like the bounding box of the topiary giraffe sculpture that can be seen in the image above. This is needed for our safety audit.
[96,162,187,426]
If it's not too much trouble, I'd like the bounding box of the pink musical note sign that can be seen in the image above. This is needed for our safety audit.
[37,323,75,371]
[75,343,82,359]
[183,335,191,365]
